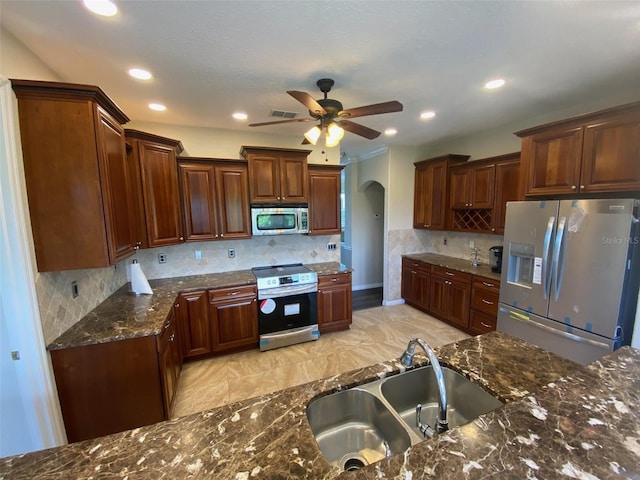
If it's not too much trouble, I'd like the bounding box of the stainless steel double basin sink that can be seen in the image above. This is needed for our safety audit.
[306,366,503,472]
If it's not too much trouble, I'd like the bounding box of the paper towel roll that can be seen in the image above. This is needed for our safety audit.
[130,260,153,295]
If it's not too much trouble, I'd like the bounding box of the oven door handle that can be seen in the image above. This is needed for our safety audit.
[258,283,318,299]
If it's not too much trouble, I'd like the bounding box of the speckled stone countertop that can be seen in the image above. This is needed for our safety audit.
[4,332,639,479]
[404,252,501,281]
[47,262,349,351]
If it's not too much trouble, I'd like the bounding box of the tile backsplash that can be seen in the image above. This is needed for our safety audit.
[36,234,340,345]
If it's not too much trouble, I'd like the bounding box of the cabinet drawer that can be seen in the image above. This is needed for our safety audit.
[471,286,499,315]
[402,258,430,273]
[209,285,256,302]
[472,276,500,291]
[469,310,497,335]
[319,272,351,287]
[431,265,471,284]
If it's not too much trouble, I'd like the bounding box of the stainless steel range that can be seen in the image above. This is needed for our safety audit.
[252,263,319,351]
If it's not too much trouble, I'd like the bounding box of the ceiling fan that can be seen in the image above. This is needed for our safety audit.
[249,78,403,146]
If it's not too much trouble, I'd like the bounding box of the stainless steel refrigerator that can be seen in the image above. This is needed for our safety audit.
[497,198,640,365]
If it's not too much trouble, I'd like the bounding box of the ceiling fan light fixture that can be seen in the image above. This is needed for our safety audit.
[304,126,321,145]
[325,123,345,147]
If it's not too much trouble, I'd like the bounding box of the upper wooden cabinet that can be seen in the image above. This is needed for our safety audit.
[491,153,522,234]
[308,165,343,235]
[126,130,184,248]
[413,154,469,230]
[449,162,495,209]
[516,102,640,196]
[12,79,137,272]
[240,146,310,204]
[178,158,251,241]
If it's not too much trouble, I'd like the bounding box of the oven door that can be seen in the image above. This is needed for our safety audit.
[257,286,318,335]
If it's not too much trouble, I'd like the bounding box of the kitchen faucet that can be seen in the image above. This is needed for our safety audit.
[400,338,449,437]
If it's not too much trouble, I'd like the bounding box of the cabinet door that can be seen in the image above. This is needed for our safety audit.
[449,168,470,209]
[179,162,219,241]
[95,107,138,262]
[401,260,430,311]
[178,291,211,358]
[158,308,181,417]
[318,274,352,333]
[139,142,183,246]
[279,155,309,203]
[413,164,430,228]
[492,158,521,234]
[247,154,280,203]
[309,166,342,235]
[215,164,251,239]
[521,126,583,196]
[470,164,495,209]
[210,288,258,353]
[428,276,448,319]
[448,280,471,329]
[581,111,640,193]
[414,161,447,229]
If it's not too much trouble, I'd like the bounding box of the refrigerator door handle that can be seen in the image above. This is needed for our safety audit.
[551,216,567,301]
[542,216,556,300]
[506,309,611,350]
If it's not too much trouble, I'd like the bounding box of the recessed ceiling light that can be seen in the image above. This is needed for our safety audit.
[148,103,166,112]
[485,78,506,89]
[232,112,248,120]
[82,0,118,17]
[128,68,152,80]
[384,128,397,136]
[420,111,436,120]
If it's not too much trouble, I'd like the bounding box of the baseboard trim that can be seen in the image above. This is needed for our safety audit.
[353,283,383,291]
[382,299,406,307]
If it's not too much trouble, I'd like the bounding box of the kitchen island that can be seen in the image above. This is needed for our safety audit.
[2,332,639,479]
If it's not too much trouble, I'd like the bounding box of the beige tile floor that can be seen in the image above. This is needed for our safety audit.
[171,304,469,419]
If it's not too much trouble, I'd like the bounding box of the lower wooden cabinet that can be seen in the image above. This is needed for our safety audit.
[401,258,499,335]
[209,285,258,353]
[401,258,430,311]
[50,336,167,443]
[318,272,352,333]
[157,307,183,417]
[177,290,212,359]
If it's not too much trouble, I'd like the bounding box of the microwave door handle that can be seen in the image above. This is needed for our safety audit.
[552,216,567,301]
[542,216,556,300]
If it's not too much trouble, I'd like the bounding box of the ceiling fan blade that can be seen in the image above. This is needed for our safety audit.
[249,118,315,127]
[287,90,327,116]
[339,100,403,119]
[339,119,381,140]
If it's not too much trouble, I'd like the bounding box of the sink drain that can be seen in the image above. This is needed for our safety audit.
[343,458,366,471]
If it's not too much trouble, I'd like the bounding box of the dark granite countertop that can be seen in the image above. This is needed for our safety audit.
[4,332,639,479]
[47,262,350,350]
[403,252,501,281]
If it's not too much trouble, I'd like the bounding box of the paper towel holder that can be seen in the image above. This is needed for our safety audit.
[129,259,153,296]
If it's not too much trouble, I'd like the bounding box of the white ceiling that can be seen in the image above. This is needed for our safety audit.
[2,0,640,158]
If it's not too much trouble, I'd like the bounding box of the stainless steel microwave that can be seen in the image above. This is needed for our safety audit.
[251,207,309,236]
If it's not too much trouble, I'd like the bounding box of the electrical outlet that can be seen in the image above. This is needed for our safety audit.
[158,253,167,264]
[195,250,202,260]
[71,281,79,298]
[469,240,475,249]
[228,248,235,258]
[326,243,337,251]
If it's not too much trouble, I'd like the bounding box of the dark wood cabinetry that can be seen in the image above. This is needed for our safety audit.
[492,154,521,234]
[401,257,499,335]
[414,154,469,230]
[318,272,352,333]
[177,291,211,358]
[241,146,310,204]
[12,79,137,272]
[429,266,471,330]
[449,163,495,210]
[50,335,166,443]
[126,130,184,248]
[209,285,258,353]
[401,258,430,311]
[157,306,183,417]
[469,276,500,335]
[178,159,251,241]
[308,165,343,235]
[517,102,640,196]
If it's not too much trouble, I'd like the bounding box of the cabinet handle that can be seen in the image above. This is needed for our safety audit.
[481,299,494,305]
[331,278,337,282]
[445,271,455,276]
[228,292,238,296]
[482,281,495,288]
[571,185,577,190]
[169,333,175,342]
[480,321,492,329]
[164,322,171,329]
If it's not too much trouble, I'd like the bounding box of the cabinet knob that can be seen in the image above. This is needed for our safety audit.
[134,245,139,250]
[571,185,577,190]
[220,234,224,237]
[169,333,175,342]
[174,303,180,308]
[180,236,184,241]
[580,185,585,190]
[469,203,473,207]
[491,228,496,232]
[426,224,430,228]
